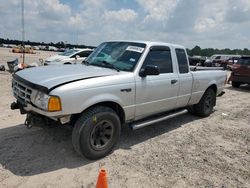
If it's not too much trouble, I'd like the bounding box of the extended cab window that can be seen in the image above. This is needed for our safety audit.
[143,48,173,73]
[175,49,189,73]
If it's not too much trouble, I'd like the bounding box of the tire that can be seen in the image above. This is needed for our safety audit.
[193,88,216,117]
[232,81,240,88]
[72,106,121,160]
[187,106,195,114]
[64,62,71,65]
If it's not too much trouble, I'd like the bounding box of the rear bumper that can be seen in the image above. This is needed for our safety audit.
[231,75,250,84]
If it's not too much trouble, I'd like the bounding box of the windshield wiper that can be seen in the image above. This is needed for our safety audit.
[100,61,120,72]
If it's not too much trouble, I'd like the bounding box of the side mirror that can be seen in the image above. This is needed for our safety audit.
[75,55,80,59]
[139,65,160,77]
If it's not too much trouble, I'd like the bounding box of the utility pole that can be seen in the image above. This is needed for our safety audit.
[21,0,25,64]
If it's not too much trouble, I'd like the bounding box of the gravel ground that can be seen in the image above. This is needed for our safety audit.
[0,48,249,187]
[0,47,56,66]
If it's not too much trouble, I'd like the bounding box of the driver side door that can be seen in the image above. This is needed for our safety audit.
[135,46,179,119]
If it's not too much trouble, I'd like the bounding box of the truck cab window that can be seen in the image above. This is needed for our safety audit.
[175,49,189,73]
[143,49,173,73]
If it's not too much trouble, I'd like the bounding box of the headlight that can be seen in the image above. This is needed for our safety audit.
[33,92,62,112]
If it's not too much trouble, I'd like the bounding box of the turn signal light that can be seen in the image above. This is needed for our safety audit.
[48,96,62,112]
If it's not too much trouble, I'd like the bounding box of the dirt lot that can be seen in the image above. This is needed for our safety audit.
[0,48,249,188]
[0,47,57,66]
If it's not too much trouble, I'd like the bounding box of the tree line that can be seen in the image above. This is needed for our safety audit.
[0,38,95,49]
[1,38,250,56]
[187,45,250,57]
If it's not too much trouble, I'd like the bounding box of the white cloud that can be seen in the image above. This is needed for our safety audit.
[38,0,71,20]
[194,18,216,33]
[82,0,108,7]
[0,0,250,49]
[104,9,137,22]
[136,0,180,22]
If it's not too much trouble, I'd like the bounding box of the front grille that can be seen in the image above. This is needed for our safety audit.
[12,79,32,105]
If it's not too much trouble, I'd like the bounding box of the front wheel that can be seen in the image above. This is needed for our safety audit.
[193,88,216,117]
[72,106,121,160]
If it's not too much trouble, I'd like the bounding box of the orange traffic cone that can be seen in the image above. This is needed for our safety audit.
[96,168,108,188]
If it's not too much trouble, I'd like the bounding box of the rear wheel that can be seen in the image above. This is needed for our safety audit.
[232,81,240,88]
[192,88,216,117]
[187,106,195,114]
[72,106,121,160]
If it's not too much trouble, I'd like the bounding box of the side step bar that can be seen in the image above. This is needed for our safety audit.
[130,109,188,130]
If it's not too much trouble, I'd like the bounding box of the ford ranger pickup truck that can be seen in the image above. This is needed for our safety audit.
[10,41,227,159]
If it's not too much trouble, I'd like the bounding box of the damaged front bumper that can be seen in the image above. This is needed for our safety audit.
[10,101,71,128]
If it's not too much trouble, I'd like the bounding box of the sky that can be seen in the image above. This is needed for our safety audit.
[0,0,250,49]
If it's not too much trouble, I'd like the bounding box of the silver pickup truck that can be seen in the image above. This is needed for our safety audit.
[11,41,227,159]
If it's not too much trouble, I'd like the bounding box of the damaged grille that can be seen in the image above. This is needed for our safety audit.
[12,79,32,105]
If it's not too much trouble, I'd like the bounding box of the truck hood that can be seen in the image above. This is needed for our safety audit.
[14,65,118,93]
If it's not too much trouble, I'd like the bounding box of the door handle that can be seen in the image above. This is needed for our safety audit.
[171,79,178,84]
[121,88,132,92]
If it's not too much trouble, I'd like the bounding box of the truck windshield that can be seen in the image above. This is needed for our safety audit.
[85,42,146,71]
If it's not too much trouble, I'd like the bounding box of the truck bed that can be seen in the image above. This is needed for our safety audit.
[190,66,224,71]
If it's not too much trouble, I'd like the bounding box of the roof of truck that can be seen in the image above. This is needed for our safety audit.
[108,40,185,49]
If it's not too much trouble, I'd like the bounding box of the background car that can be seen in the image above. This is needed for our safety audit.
[188,56,207,66]
[44,48,94,65]
[230,56,250,87]
[204,54,241,68]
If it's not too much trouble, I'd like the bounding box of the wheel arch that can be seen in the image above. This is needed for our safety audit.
[205,84,217,106]
[207,84,217,95]
[71,101,126,126]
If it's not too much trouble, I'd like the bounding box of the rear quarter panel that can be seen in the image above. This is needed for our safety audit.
[188,70,226,105]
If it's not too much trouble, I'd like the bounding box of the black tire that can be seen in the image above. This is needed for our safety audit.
[193,88,216,117]
[64,62,71,65]
[187,106,195,114]
[232,81,240,88]
[72,106,121,160]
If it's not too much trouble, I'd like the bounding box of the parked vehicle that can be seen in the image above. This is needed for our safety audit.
[44,48,94,65]
[188,56,207,66]
[226,56,241,70]
[230,56,250,87]
[204,54,241,68]
[10,41,227,159]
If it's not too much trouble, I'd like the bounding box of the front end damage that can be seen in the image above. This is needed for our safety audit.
[10,101,57,128]
[11,74,72,129]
